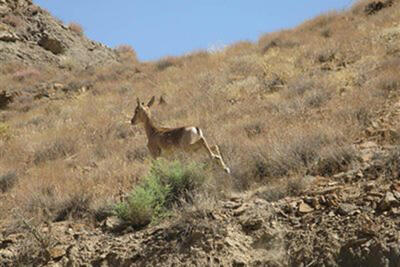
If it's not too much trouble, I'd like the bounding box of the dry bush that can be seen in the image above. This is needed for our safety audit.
[223,41,256,56]
[10,163,101,223]
[224,54,264,80]
[33,136,78,165]
[235,125,356,184]
[299,12,339,32]
[0,171,17,193]
[115,44,138,63]
[369,58,400,96]
[258,30,299,54]
[68,22,84,36]
[255,176,314,202]
[351,0,394,15]
[155,56,181,71]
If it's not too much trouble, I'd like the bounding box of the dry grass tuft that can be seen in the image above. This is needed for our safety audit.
[116,45,138,63]
[68,22,84,36]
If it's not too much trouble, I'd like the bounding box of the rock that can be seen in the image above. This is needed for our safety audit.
[359,141,378,149]
[0,249,14,259]
[240,216,263,233]
[0,239,13,249]
[379,192,399,211]
[391,207,400,215]
[361,151,374,162]
[298,202,314,214]
[49,246,66,260]
[38,34,65,55]
[232,259,246,267]
[364,182,375,192]
[0,31,18,42]
[393,191,400,200]
[233,206,246,217]
[102,216,127,233]
[338,203,358,216]
[364,0,392,15]
[304,197,319,209]
[223,201,242,209]
[391,182,400,193]
[53,83,65,90]
[0,91,13,109]
[0,5,11,16]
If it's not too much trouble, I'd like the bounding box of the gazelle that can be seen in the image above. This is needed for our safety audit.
[131,96,231,174]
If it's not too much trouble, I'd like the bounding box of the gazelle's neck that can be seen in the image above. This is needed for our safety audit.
[143,113,157,138]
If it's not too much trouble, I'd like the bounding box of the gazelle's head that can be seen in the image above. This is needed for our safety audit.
[131,96,156,125]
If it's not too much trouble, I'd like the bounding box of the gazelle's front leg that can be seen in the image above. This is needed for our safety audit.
[147,142,161,159]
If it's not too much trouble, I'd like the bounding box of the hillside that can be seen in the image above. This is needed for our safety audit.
[0,0,117,66]
[1,0,400,266]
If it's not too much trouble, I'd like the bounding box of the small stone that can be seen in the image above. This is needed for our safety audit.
[233,206,246,216]
[361,151,374,162]
[0,249,14,259]
[102,216,127,232]
[298,202,314,214]
[379,192,399,211]
[391,182,400,193]
[53,83,64,90]
[338,203,357,216]
[49,246,66,260]
[0,31,18,42]
[391,207,400,215]
[240,216,263,232]
[364,182,375,192]
[359,141,377,149]
[223,201,242,209]
[304,197,319,209]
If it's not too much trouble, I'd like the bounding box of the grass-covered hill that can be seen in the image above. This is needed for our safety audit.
[1,0,400,265]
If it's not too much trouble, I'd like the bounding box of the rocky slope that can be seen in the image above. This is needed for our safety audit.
[0,0,117,68]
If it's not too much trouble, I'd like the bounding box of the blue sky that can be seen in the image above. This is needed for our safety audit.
[33,1,354,61]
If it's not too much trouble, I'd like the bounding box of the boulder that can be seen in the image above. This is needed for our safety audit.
[38,34,65,55]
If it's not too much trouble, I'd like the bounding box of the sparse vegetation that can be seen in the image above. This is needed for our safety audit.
[2,0,400,264]
[114,159,208,227]
[115,45,138,63]
[2,0,397,226]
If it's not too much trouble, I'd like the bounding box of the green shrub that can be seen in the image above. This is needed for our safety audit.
[114,159,207,227]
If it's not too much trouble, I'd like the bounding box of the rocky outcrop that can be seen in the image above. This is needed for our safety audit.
[0,0,118,68]
[0,91,13,109]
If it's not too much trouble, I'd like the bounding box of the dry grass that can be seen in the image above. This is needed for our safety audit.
[1,0,400,229]
[68,22,84,36]
[115,45,138,64]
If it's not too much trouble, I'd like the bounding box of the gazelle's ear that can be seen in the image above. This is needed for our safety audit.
[147,96,156,107]
[136,97,140,105]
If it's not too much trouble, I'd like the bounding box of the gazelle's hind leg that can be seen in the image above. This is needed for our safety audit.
[196,137,217,159]
[189,128,230,174]
[197,138,230,174]
[210,145,230,174]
